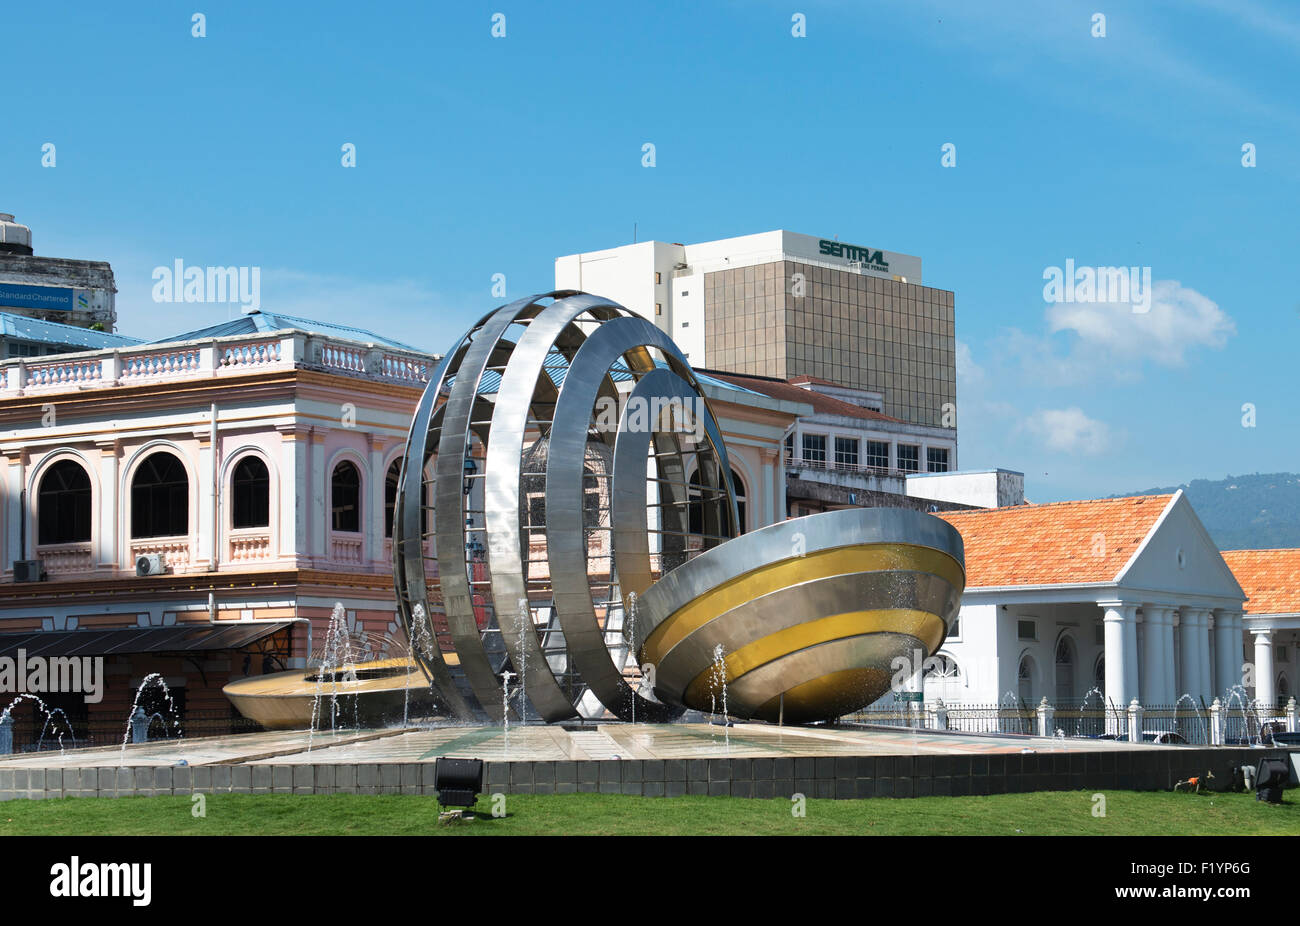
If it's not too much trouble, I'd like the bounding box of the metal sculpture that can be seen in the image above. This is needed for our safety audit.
[393,292,965,726]
[392,292,738,722]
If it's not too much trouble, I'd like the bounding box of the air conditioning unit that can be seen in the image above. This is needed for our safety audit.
[135,554,166,577]
[12,559,43,582]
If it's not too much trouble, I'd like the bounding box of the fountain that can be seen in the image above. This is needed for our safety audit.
[0,694,79,756]
[1174,693,1207,744]
[119,674,181,766]
[308,604,358,751]
[709,643,730,752]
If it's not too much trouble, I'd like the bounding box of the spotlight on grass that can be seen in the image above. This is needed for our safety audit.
[435,757,485,822]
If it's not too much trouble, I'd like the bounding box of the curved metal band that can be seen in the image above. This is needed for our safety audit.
[725,633,927,721]
[394,317,493,720]
[545,315,735,720]
[609,367,730,602]
[483,293,625,722]
[652,570,961,704]
[633,507,966,649]
[434,295,557,721]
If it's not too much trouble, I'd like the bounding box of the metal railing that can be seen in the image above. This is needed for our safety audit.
[784,454,921,480]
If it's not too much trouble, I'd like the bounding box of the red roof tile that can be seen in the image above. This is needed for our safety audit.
[935,495,1175,588]
[1221,549,1300,615]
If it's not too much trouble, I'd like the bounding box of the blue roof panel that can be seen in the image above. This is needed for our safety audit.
[0,312,142,350]
[149,310,427,353]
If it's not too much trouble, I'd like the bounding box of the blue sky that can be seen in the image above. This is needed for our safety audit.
[4,0,1296,503]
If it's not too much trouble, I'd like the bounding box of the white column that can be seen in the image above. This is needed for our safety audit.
[1231,612,1247,693]
[310,429,328,562]
[1177,608,1199,699]
[95,442,119,570]
[4,454,24,569]
[1160,607,1177,704]
[1254,631,1275,708]
[367,435,385,565]
[1196,608,1213,704]
[1213,609,1237,700]
[1102,603,1135,710]
[1142,607,1172,705]
[195,434,215,567]
[760,448,776,529]
[277,426,308,564]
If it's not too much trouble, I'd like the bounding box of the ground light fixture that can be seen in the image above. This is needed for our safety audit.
[434,757,485,819]
[1254,756,1290,804]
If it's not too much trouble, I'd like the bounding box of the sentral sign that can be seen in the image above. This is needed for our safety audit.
[818,239,889,271]
[0,281,92,312]
[781,231,923,282]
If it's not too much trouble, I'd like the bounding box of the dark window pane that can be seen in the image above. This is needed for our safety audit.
[331,461,361,533]
[231,456,270,529]
[38,460,92,544]
[384,460,401,538]
[131,452,189,538]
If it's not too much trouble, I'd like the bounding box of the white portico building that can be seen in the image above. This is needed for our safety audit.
[1222,548,1300,709]
[927,492,1247,711]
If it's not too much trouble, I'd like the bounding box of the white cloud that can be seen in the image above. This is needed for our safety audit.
[1024,407,1114,455]
[954,339,983,384]
[1045,279,1235,367]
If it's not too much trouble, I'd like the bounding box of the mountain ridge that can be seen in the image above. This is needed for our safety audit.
[1112,472,1300,551]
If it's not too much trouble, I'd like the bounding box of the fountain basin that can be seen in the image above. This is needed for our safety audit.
[632,508,965,724]
[223,657,435,730]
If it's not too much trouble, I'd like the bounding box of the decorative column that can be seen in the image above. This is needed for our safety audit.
[1213,609,1238,700]
[95,440,121,572]
[194,428,215,568]
[1037,696,1054,737]
[1141,607,1165,706]
[276,425,309,565]
[1196,608,1213,704]
[367,434,386,567]
[1101,602,1136,732]
[1177,608,1199,700]
[310,427,328,563]
[1127,699,1143,743]
[5,452,27,569]
[760,447,778,529]
[1160,606,1177,706]
[1231,611,1247,693]
[1253,631,1275,709]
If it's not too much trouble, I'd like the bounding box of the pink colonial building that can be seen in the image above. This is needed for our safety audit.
[0,308,804,746]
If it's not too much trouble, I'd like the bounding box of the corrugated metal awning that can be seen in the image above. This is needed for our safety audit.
[0,621,295,659]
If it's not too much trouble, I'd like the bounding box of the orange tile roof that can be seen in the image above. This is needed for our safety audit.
[1221,549,1300,615]
[934,494,1175,588]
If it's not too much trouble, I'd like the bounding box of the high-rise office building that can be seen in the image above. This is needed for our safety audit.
[555,230,955,428]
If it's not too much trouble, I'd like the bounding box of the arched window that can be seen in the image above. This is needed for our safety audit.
[331,461,361,533]
[131,452,189,539]
[384,459,401,538]
[1055,635,1076,705]
[38,460,92,544]
[687,468,735,538]
[1017,653,1035,706]
[730,469,747,533]
[231,456,270,529]
[1094,655,1106,695]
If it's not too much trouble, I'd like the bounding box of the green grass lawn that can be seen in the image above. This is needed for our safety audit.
[1,790,1296,835]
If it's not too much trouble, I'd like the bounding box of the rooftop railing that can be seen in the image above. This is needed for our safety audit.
[0,329,436,397]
